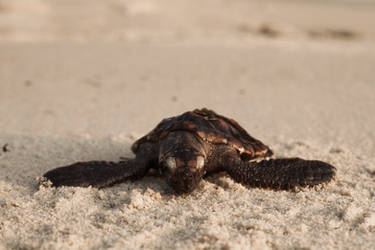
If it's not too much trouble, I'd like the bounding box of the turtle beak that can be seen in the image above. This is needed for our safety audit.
[169,167,201,194]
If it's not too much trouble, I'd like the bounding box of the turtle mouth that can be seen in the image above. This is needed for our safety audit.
[166,166,203,194]
[169,176,200,194]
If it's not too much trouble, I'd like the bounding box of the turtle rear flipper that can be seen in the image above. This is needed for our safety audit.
[225,158,336,190]
[42,159,149,188]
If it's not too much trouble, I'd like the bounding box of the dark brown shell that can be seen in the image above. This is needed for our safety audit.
[131,108,272,160]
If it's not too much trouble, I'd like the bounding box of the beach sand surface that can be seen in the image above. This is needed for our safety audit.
[1,42,374,249]
[0,0,375,249]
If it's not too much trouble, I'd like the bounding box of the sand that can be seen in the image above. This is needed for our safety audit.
[0,1,375,250]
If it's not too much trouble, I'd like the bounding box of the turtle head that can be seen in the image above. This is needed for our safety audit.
[159,131,207,194]
[161,153,206,194]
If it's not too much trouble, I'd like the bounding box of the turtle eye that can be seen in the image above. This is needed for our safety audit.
[166,157,177,172]
[196,156,205,170]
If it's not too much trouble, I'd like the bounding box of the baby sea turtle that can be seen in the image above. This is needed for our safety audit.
[42,108,336,193]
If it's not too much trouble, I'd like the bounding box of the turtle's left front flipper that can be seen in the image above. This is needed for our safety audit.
[224,156,336,190]
[42,159,149,188]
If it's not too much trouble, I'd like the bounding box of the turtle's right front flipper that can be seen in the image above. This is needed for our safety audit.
[42,159,149,188]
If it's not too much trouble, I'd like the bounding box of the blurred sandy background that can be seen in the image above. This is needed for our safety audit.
[0,0,374,249]
[1,0,375,42]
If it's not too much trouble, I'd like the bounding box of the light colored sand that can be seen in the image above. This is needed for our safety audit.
[1,0,375,42]
[0,42,374,249]
[0,0,375,249]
